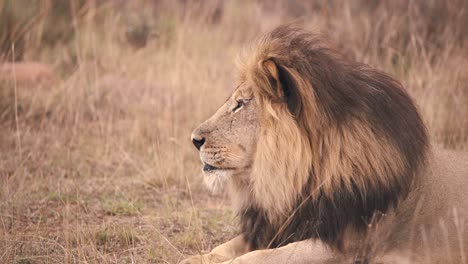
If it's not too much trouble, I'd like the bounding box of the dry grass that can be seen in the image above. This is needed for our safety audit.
[0,0,467,263]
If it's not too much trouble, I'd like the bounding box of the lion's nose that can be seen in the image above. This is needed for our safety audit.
[191,135,205,150]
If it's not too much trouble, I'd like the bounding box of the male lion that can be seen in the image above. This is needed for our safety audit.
[182,26,468,263]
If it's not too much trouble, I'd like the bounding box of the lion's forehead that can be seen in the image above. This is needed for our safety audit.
[233,83,253,98]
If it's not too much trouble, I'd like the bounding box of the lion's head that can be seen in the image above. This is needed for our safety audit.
[192,25,428,248]
[191,84,259,193]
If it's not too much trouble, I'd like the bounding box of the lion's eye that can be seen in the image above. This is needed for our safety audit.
[232,100,244,112]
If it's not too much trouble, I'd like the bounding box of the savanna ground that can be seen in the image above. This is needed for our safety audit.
[0,1,467,263]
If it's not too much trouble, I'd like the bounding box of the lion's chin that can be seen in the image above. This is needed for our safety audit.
[202,169,231,195]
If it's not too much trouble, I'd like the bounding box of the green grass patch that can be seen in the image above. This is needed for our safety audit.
[100,195,143,216]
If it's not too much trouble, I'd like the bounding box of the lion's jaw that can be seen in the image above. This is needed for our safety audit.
[191,85,259,194]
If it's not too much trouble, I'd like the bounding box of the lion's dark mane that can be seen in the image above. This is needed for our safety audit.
[240,26,428,252]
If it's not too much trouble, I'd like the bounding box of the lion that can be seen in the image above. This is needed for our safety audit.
[182,25,468,264]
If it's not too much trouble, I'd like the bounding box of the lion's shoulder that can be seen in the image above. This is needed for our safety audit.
[423,147,468,201]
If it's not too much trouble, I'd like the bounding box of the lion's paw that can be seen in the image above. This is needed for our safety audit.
[179,253,229,264]
[178,256,200,264]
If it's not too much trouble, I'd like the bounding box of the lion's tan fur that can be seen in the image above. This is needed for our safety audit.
[250,94,312,222]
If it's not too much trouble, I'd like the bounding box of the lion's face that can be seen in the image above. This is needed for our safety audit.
[191,85,259,193]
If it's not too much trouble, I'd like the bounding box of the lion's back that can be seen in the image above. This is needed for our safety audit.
[388,146,468,262]
[429,147,468,207]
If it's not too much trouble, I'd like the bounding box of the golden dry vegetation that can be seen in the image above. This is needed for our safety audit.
[1,0,467,263]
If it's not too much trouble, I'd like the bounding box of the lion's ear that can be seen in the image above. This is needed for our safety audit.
[264,60,280,82]
[263,59,302,117]
[263,60,282,98]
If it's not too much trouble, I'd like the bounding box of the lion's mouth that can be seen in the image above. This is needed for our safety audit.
[203,163,219,172]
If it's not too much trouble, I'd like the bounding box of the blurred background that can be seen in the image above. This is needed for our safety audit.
[0,0,467,263]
